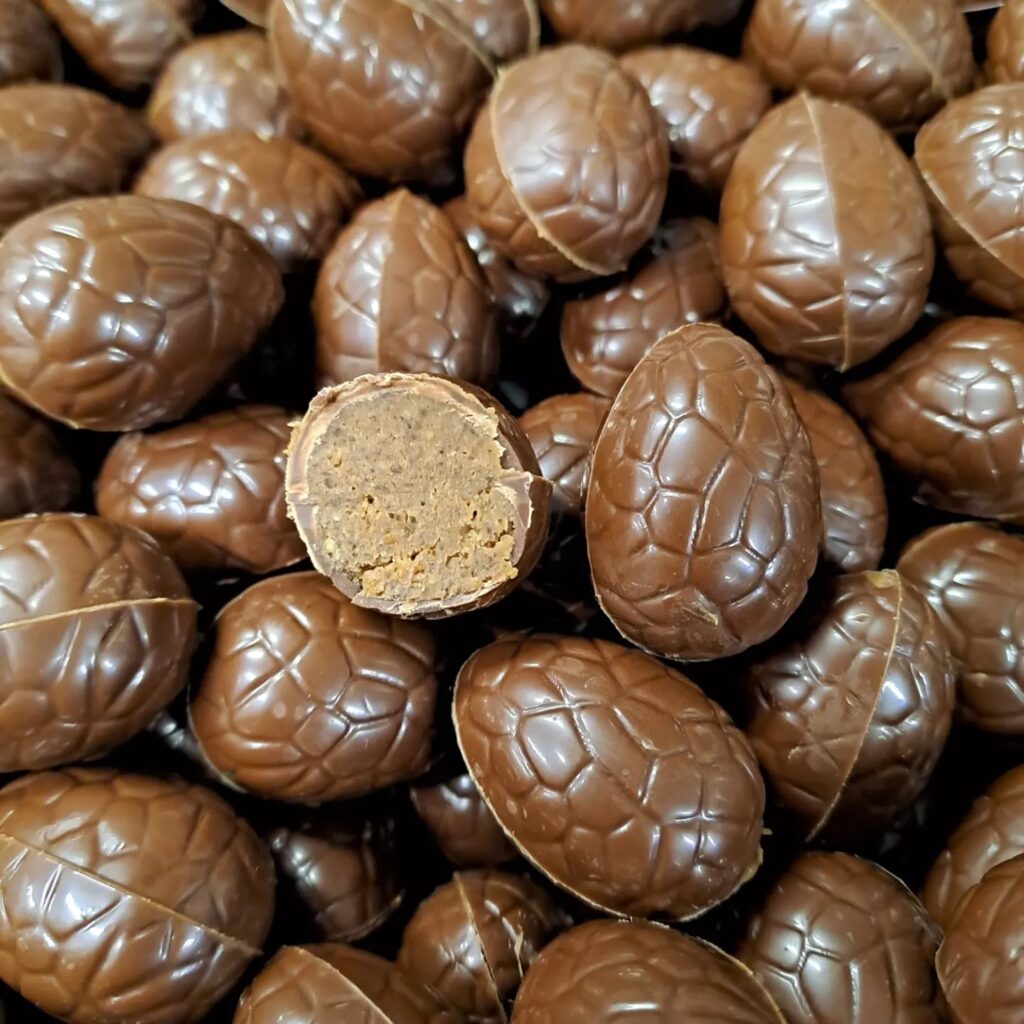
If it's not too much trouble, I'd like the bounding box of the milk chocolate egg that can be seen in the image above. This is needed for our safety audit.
[987,0,1024,82]
[431,0,540,62]
[0,0,61,85]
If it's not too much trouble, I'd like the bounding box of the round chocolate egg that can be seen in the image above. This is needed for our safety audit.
[898,523,1024,732]
[270,0,492,183]
[95,405,305,575]
[721,94,933,370]
[0,768,275,1024]
[431,0,540,62]
[148,31,302,144]
[286,375,551,618]
[922,764,1024,929]
[135,131,363,270]
[314,190,498,388]
[560,219,725,398]
[398,870,568,1022]
[782,376,887,573]
[586,323,820,661]
[743,0,973,129]
[745,570,955,841]
[740,852,943,1024]
[914,84,1024,315]
[191,570,438,803]
[454,634,765,921]
[0,395,78,519]
[464,44,669,282]
[0,84,151,234]
[844,317,1024,523]
[38,0,198,89]
[0,0,61,85]
[987,0,1024,82]
[0,514,197,773]
[511,919,782,1023]
[620,47,771,191]
[411,773,516,867]
[0,194,283,431]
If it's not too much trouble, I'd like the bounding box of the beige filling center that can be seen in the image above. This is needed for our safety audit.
[307,390,519,606]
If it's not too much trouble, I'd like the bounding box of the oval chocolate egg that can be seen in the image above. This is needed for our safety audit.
[135,131,363,271]
[314,190,498,389]
[454,634,765,921]
[431,0,540,62]
[987,0,1024,83]
[0,0,61,85]
[0,194,283,431]
[0,514,197,773]
[0,768,275,1024]
[586,322,820,662]
[721,94,933,370]
[464,44,668,282]
[745,570,955,841]
[191,570,438,803]
[743,0,973,128]
[844,317,1024,523]
[740,852,943,1024]
[95,405,305,575]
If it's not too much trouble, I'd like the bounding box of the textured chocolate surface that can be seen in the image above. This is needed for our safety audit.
[844,317,1024,524]
[746,570,955,841]
[148,31,302,144]
[432,0,540,61]
[987,0,1024,82]
[783,376,887,573]
[464,44,668,282]
[586,323,820,661]
[0,0,61,86]
[315,190,498,388]
[95,405,305,575]
[454,634,765,920]
[0,514,197,773]
[740,853,943,1024]
[560,219,724,398]
[0,194,283,431]
[0,768,274,1024]
[721,93,933,370]
[512,919,782,1023]
[620,47,771,191]
[192,570,438,803]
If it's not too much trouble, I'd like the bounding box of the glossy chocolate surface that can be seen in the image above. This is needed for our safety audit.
[0,514,197,772]
[844,317,1024,523]
[95,405,305,575]
[986,0,1024,82]
[746,570,955,841]
[192,570,438,803]
[0,194,283,431]
[454,634,765,920]
[721,93,933,370]
[586,323,820,661]
[0,768,274,1024]
[740,853,943,1024]
[0,0,61,86]
[432,0,540,61]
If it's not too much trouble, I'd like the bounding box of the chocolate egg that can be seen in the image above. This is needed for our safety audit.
[398,870,568,1022]
[454,635,765,921]
[743,0,973,128]
[0,514,197,773]
[191,570,437,802]
[844,317,1024,523]
[0,768,274,1024]
[745,570,955,841]
[721,94,933,370]
[135,131,363,270]
[914,83,1024,315]
[431,0,540,62]
[512,919,782,1023]
[586,323,820,661]
[560,219,724,398]
[0,0,61,85]
[148,31,302,144]
[987,0,1024,82]
[464,45,668,282]
[0,194,283,431]
[314,190,498,389]
[95,405,305,575]
[270,0,492,183]
[740,853,943,1024]
[922,764,1024,929]
[782,376,887,573]
[0,395,78,519]
[620,47,771,191]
